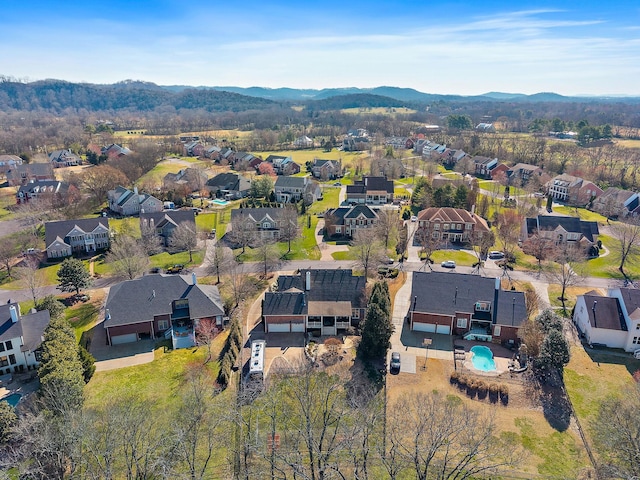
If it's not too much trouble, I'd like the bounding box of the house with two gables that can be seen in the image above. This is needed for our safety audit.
[107,186,163,216]
[104,274,224,349]
[44,218,111,259]
[262,269,367,335]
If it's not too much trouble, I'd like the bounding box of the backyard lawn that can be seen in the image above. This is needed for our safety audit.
[551,206,609,223]
[422,249,478,266]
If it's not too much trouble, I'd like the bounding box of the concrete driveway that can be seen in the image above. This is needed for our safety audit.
[87,321,156,372]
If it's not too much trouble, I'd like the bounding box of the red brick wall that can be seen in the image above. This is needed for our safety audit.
[107,322,152,339]
[495,325,520,343]
[264,315,305,325]
[411,312,453,330]
[453,312,472,335]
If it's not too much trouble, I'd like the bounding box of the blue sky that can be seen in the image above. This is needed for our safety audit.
[2,0,640,95]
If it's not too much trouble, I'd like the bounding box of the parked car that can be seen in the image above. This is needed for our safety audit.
[634,349,640,359]
[333,182,342,186]
[383,256,395,264]
[22,248,39,256]
[488,251,505,259]
[166,264,184,274]
[410,215,418,222]
[390,352,401,373]
[441,260,456,269]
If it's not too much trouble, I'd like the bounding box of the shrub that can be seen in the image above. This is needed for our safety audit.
[450,371,460,384]
[632,369,640,383]
[488,383,499,403]
[476,380,488,399]
[499,384,509,405]
[457,375,468,388]
[466,379,477,397]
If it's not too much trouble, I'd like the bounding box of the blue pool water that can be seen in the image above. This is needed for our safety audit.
[1,393,22,407]
[210,199,229,206]
[470,345,497,372]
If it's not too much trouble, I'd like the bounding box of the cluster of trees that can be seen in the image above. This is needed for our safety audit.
[411,176,477,211]
[520,310,570,376]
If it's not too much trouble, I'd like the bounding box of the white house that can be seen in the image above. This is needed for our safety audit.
[573,287,640,352]
[45,218,111,259]
[107,186,163,216]
[0,303,50,374]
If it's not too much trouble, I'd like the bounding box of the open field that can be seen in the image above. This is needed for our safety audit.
[340,106,417,115]
[251,148,366,170]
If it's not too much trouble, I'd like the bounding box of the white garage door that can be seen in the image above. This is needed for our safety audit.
[268,323,290,333]
[291,323,305,332]
[413,322,436,333]
[436,324,451,335]
[111,333,138,345]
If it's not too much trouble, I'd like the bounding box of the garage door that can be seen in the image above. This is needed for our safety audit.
[436,324,451,335]
[291,323,305,332]
[111,333,138,345]
[413,322,436,333]
[268,323,290,333]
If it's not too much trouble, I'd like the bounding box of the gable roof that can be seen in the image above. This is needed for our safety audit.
[617,288,640,320]
[105,275,224,328]
[581,294,627,331]
[7,163,54,177]
[410,272,527,327]
[525,215,599,242]
[417,207,490,232]
[275,176,307,189]
[140,210,196,230]
[230,207,284,223]
[206,172,250,191]
[277,269,366,306]
[45,218,110,248]
[18,180,69,196]
[0,303,50,352]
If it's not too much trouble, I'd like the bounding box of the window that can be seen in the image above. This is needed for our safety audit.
[0,343,4,353]
[5,341,12,350]
[352,309,360,319]
[633,336,640,345]
[443,223,449,231]
[8,355,15,365]
[456,224,462,230]
[636,323,640,330]
[457,318,467,328]
[434,224,440,230]
[466,223,472,230]
[158,319,169,330]
[494,325,501,336]
[0,357,7,367]
[475,301,491,312]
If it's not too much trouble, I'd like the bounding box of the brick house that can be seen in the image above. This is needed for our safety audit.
[416,207,491,245]
[522,215,599,252]
[140,210,196,247]
[49,149,81,167]
[274,176,321,204]
[6,163,55,186]
[473,156,498,178]
[311,159,342,180]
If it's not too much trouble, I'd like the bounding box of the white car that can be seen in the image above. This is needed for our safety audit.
[410,216,418,222]
[441,260,456,269]
[488,251,505,259]
[634,349,640,360]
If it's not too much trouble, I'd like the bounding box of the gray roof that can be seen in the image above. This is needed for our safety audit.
[0,303,50,353]
[263,291,306,316]
[275,176,307,189]
[230,207,284,222]
[618,287,640,319]
[525,215,599,242]
[206,172,250,192]
[105,274,224,328]
[7,163,54,177]
[344,205,378,219]
[410,272,527,327]
[18,180,69,196]
[45,218,110,249]
[581,295,627,331]
[140,210,196,229]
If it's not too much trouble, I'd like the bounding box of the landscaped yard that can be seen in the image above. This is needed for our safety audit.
[149,250,205,269]
[423,249,478,266]
[547,285,604,312]
[66,290,105,342]
[551,205,609,223]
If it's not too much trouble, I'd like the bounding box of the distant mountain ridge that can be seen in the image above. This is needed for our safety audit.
[1,77,640,114]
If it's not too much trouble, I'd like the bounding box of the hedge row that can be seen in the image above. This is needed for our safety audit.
[450,372,509,405]
[217,319,244,387]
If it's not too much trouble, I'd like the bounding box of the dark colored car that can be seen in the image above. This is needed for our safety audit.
[390,352,401,373]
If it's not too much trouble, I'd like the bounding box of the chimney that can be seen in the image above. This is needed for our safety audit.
[492,277,500,324]
[454,287,458,304]
[134,186,139,196]
[305,271,311,291]
[592,300,597,327]
[9,305,19,324]
[192,272,197,285]
[152,290,156,299]
[105,309,111,321]
[471,204,475,215]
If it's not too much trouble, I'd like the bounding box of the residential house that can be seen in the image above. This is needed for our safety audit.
[274,176,321,205]
[205,145,222,160]
[205,172,251,199]
[347,128,368,138]
[101,143,131,158]
[0,303,50,374]
[183,141,205,157]
[0,154,22,175]
[573,287,640,352]
[179,135,200,143]
[342,135,369,151]
[49,149,81,168]
[45,218,110,259]
[324,205,379,238]
[262,269,367,335]
[6,163,55,186]
[422,143,447,160]
[475,123,496,132]
[346,176,394,205]
[265,155,301,175]
[507,163,544,186]
[233,152,262,171]
[104,274,225,348]
[522,215,599,252]
[16,180,71,204]
[441,149,467,169]
[590,188,640,218]
[140,210,196,247]
[385,137,411,150]
[107,186,163,216]
[546,174,603,206]
[407,272,527,345]
[473,156,498,179]
[230,207,295,243]
[490,163,509,180]
[163,168,208,193]
[293,136,314,148]
[416,207,491,245]
[311,159,342,180]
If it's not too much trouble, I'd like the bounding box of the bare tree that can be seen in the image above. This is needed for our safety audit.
[375,208,399,249]
[206,241,233,285]
[170,222,198,263]
[82,164,129,203]
[255,237,280,279]
[414,223,440,270]
[494,210,522,277]
[610,219,640,281]
[225,258,253,309]
[389,392,518,480]
[278,206,300,254]
[194,319,220,364]
[16,256,44,304]
[229,214,256,255]
[105,234,150,280]
[140,220,164,255]
[352,228,386,279]
[0,237,19,279]
[544,243,584,315]
[522,229,554,274]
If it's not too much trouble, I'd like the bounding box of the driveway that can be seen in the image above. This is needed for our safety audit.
[87,320,155,372]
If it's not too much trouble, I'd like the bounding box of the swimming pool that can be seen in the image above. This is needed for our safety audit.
[470,345,497,372]
[1,393,22,408]
[210,199,229,206]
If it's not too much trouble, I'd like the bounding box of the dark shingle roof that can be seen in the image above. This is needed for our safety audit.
[206,172,250,191]
[410,272,527,327]
[275,176,307,189]
[18,180,69,196]
[230,207,284,222]
[263,292,306,316]
[582,295,627,331]
[526,215,599,242]
[344,205,377,219]
[0,304,50,352]
[45,218,110,249]
[140,210,196,229]
[105,275,224,328]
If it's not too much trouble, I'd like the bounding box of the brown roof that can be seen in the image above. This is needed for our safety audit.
[417,207,490,232]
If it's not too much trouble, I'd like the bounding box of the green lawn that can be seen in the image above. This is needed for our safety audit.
[2,262,62,289]
[584,233,630,279]
[551,206,609,223]
[426,249,478,266]
[0,187,16,220]
[149,250,205,269]
[109,217,142,238]
[308,188,340,214]
[331,250,357,260]
[251,148,365,169]
[66,299,102,342]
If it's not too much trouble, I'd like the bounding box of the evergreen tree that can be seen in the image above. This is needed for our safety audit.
[36,294,65,321]
[57,258,92,295]
[78,344,96,383]
[359,281,394,361]
[537,329,570,371]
